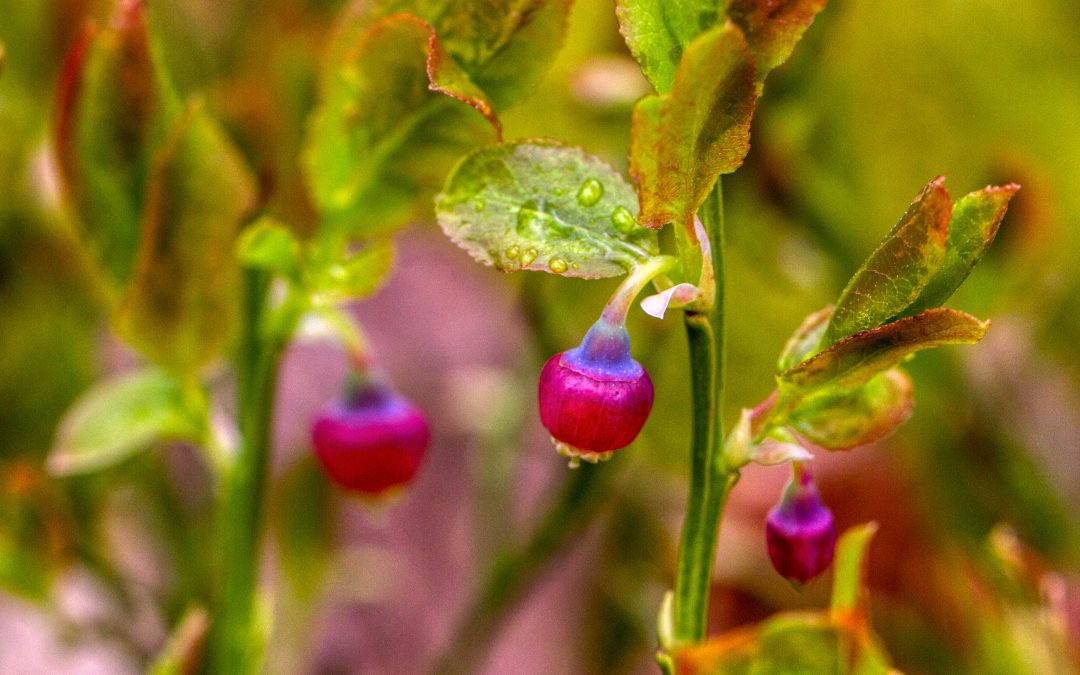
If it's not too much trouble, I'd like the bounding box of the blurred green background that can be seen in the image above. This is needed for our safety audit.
[1,0,1078,672]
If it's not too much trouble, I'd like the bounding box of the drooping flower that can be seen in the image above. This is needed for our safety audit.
[765,464,837,584]
[311,374,430,494]
[538,317,653,466]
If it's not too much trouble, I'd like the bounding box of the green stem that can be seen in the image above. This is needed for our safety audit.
[670,180,738,646]
[433,464,614,675]
[212,270,295,673]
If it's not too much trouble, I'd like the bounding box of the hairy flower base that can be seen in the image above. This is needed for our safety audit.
[554,438,614,469]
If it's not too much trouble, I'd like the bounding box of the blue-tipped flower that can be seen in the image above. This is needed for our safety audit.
[538,318,654,465]
[311,375,430,495]
[765,466,837,584]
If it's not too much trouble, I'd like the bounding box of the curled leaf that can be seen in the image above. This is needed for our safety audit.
[789,369,914,451]
[777,305,833,371]
[782,308,990,394]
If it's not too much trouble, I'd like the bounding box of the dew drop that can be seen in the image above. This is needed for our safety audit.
[521,248,538,266]
[610,206,636,232]
[506,245,520,260]
[577,178,604,207]
[516,200,539,233]
[548,257,568,274]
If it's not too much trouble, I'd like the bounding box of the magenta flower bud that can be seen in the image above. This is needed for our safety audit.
[765,466,836,584]
[538,318,653,465]
[311,376,431,495]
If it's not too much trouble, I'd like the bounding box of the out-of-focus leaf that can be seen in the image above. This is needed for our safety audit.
[777,305,833,371]
[47,368,199,476]
[274,456,335,600]
[332,0,571,110]
[727,0,829,86]
[237,217,302,280]
[830,522,878,616]
[676,524,893,675]
[907,184,1020,314]
[147,606,209,675]
[822,178,951,346]
[629,23,756,230]
[614,0,724,94]
[436,140,657,278]
[305,13,498,237]
[790,368,913,451]
[781,308,989,393]
[313,239,395,303]
[115,99,257,376]
[676,614,842,674]
[54,2,180,287]
[0,462,73,598]
[616,0,827,94]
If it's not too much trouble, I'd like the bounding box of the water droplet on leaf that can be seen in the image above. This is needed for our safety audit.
[521,248,538,266]
[577,178,604,207]
[506,245,520,260]
[549,258,568,274]
[610,206,636,232]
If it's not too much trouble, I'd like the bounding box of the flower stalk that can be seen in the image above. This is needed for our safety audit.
[669,180,737,650]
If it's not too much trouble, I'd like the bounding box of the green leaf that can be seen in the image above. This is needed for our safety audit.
[676,523,893,675]
[615,0,725,94]
[54,1,181,288]
[789,369,913,451]
[907,183,1020,314]
[777,305,833,371]
[831,523,878,615]
[781,308,989,394]
[822,177,952,346]
[274,456,335,600]
[437,140,657,277]
[47,368,199,476]
[147,606,209,675]
[237,217,302,280]
[115,99,257,376]
[332,1,571,110]
[727,0,829,86]
[630,23,757,231]
[313,239,396,303]
[305,14,501,237]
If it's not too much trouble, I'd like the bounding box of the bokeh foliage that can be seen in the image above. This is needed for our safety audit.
[0,0,1078,672]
